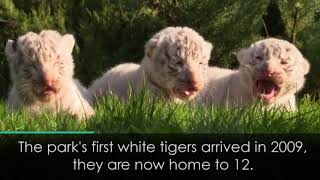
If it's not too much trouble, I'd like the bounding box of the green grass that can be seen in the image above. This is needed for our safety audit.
[0,90,320,133]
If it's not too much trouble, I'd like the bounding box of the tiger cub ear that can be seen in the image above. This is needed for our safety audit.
[59,34,75,55]
[5,39,18,61]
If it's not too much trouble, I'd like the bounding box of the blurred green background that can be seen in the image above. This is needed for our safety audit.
[0,0,319,100]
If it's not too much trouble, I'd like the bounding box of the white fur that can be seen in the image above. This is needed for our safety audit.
[196,38,310,111]
[5,30,95,119]
[89,26,213,103]
[89,63,145,100]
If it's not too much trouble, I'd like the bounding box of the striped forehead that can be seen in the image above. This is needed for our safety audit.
[254,42,285,58]
[168,39,203,61]
[19,38,59,63]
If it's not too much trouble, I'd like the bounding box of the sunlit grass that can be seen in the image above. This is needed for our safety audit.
[0,90,319,133]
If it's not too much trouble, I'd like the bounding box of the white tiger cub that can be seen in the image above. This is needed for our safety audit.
[89,26,213,103]
[196,38,310,111]
[5,30,95,119]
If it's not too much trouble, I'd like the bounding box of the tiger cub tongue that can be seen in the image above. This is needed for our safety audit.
[257,80,277,100]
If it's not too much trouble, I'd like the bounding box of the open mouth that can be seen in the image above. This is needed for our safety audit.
[183,88,198,96]
[176,87,199,98]
[41,85,57,96]
[255,79,280,101]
